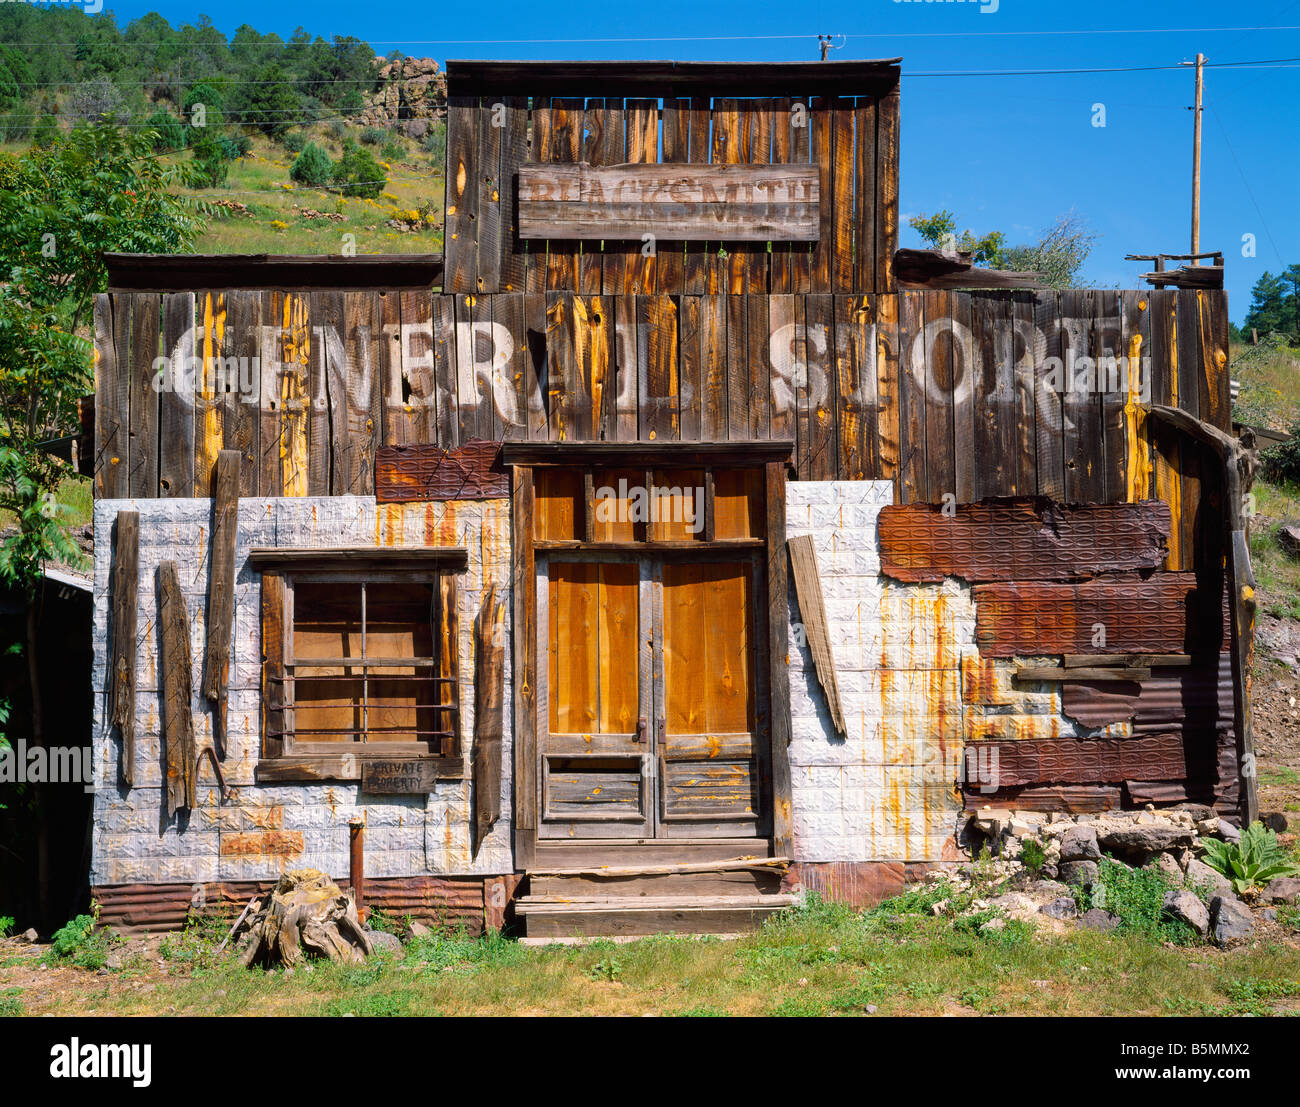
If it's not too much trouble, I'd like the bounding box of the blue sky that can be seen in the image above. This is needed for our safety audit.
[93,0,1300,322]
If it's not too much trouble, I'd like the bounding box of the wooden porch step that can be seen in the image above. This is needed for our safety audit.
[516,892,798,939]
[527,856,790,898]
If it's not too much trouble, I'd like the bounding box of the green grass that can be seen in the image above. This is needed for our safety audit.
[1232,337,1300,433]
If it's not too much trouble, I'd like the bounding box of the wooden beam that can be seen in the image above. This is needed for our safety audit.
[248,547,468,572]
[157,561,195,817]
[500,440,794,467]
[786,535,846,737]
[107,510,139,787]
[1015,665,1152,683]
[201,449,240,760]
[473,586,506,856]
[765,462,794,857]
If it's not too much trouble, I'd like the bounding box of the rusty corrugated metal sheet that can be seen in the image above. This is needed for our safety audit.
[877,497,1170,584]
[962,733,1193,788]
[963,785,1122,813]
[93,876,495,934]
[1063,652,1234,731]
[376,440,509,502]
[973,573,1207,657]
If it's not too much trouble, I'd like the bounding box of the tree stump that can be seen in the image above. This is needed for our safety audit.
[237,869,373,969]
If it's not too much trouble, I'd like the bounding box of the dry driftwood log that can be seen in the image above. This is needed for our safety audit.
[237,869,373,969]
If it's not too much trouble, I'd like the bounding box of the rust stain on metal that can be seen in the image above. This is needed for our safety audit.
[1059,680,1144,728]
[973,572,1203,657]
[218,829,304,859]
[878,497,1171,584]
[962,732,1191,788]
[376,439,509,502]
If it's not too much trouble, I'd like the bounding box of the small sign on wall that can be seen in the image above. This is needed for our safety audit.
[361,759,441,794]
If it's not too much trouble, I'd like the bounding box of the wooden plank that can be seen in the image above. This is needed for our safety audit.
[1174,290,1201,569]
[875,86,900,292]
[338,292,379,492]
[787,535,845,736]
[512,467,537,863]
[678,296,702,441]
[1011,290,1038,498]
[853,95,878,293]
[431,294,458,447]
[726,294,748,440]
[526,98,552,296]
[222,290,260,496]
[545,97,583,291]
[127,293,160,498]
[1061,289,1102,503]
[1016,665,1152,682]
[577,99,608,295]
[256,291,282,494]
[837,294,878,479]
[1032,290,1064,501]
[379,289,409,446]
[682,96,712,296]
[157,560,195,816]
[472,583,505,852]
[767,294,799,460]
[160,292,196,497]
[107,510,139,786]
[803,293,835,479]
[656,99,689,295]
[1095,289,1125,504]
[393,289,435,446]
[1119,289,1153,503]
[768,97,793,294]
[700,294,728,442]
[278,292,311,496]
[1198,290,1230,431]
[896,289,926,501]
[309,290,343,495]
[710,98,747,295]
[195,289,226,493]
[624,99,659,294]
[476,91,503,295]
[499,95,530,293]
[746,295,771,441]
[522,293,550,439]
[766,463,794,857]
[788,96,812,294]
[1149,289,1182,568]
[93,293,127,498]
[201,450,240,760]
[545,293,576,441]
[831,97,854,293]
[594,98,626,295]
[874,292,900,486]
[443,93,479,295]
[469,293,497,442]
[809,96,833,293]
[741,97,773,293]
[639,296,679,441]
[924,289,956,502]
[260,571,285,760]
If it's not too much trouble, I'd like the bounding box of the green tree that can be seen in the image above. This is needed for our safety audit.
[1243,269,1298,341]
[290,140,333,186]
[332,140,386,198]
[233,62,300,137]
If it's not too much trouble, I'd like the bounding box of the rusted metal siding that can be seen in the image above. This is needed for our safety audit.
[878,498,1171,584]
[376,440,510,502]
[962,733,1195,788]
[972,573,1205,657]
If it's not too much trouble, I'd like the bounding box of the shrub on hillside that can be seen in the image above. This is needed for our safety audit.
[282,131,307,153]
[146,109,187,152]
[1261,419,1300,486]
[360,126,387,146]
[332,140,386,199]
[290,141,334,187]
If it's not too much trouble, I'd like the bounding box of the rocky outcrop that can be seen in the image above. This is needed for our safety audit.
[360,56,447,139]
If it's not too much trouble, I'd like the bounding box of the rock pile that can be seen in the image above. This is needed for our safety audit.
[930,805,1300,947]
[360,57,446,139]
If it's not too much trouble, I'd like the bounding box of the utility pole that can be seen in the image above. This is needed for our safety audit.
[1188,53,1205,263]
[819,35,832,61]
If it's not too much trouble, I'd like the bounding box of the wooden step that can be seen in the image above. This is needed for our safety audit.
[528,856,790,898]
[516,893,798,939]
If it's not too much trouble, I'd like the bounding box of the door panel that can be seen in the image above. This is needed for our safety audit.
[658,560,764,838]
[541,559,651,838]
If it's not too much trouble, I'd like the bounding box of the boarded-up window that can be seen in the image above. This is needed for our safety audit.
[712,469,763,540]
[547,561,639,734]
[535,468,583,541]
[283,573,459,756]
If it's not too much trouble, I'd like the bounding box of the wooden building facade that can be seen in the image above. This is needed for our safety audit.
[87,60,1248,935]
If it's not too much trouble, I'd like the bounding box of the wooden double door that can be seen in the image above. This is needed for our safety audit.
[538,552,769,841]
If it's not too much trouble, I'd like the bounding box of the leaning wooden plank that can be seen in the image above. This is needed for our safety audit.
[157,560,195,816]
[201,450,240,760]
[473,586,505,855]
[973,572,1204,658]
[511,467,538,866]
[260,572,286,760]
[107,510,139,786]
[877,498,1171,583]
[787,535,845,737]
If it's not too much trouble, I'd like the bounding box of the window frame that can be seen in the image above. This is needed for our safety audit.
[250,547,467,784]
